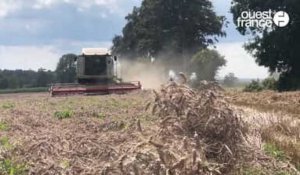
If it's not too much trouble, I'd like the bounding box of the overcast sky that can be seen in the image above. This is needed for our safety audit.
[0,0,269,79]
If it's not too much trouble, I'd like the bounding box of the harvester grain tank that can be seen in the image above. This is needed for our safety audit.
[49,48,141,96]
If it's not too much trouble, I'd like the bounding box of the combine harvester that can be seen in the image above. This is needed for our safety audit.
[50,48,141,96]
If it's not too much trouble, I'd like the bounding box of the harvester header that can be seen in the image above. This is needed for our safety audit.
[49,48,141,96]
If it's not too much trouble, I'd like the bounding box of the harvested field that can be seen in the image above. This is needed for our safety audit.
[0,87,299,174]
[226,90,300,118]
[227,90,300,172]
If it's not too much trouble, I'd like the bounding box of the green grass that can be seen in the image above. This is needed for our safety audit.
[59,159,70,169]
[0,87,48,94]
[54,110,73,120]
[0,121,9,131]
[95,113,106,119]
[263,143,287,161]
[0,136,26,175]
[0,159,27,175]
[1,103,15,109]
[0,136,13,149]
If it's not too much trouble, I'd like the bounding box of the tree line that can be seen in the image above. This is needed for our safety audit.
[0,69,54,89]
[0,54,77,89]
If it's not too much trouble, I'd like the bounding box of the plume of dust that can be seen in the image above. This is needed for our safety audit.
[118,60,168,90]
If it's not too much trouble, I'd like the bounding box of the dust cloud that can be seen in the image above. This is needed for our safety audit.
[118,60,168,90]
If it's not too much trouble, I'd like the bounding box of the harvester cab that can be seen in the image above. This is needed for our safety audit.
[76,48,119,84]
[49,48,141,96]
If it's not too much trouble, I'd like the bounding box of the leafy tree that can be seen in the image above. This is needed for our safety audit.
[231,0,300,91]
[223,73,238,87]
[55,54,77,83]
[190,49,226,81]
[113,0,226,66]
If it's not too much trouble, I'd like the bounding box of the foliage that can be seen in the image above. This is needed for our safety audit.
[96,113,106,119]
[263,143,287,161]
[54,110,73,120]
[0,121,9,131]
[0,69,54,90]
[1,103,15,109]
[262,77,277,90]
[243,80,264,92]
[277,72,300,91]
[55,54,77,83]
[223,73,238,87]
[190,49,226,81]
[0,159,27,175]
[0,53,78,91]
[35,68,55,87]
[59,159,70,169]
[112,0,226,68]
[244,77,280,92]
[0,136,13,149]
[231,0,300,91]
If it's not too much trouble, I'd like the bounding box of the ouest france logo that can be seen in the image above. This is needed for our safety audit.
[237,10,290,28]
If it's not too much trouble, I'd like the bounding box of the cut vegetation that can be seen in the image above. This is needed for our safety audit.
[0,87,299,174]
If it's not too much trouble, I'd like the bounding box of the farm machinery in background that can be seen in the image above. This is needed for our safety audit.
[49,48,141,96]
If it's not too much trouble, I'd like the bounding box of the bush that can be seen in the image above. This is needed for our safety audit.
[243,80,264,92]
[262,77,277,90]
[244,78,279,92]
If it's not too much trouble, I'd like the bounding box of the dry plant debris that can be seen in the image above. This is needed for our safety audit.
[0,87,299,174]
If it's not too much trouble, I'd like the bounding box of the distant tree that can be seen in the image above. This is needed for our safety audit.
[0,74,9,89]
[0,69,56,89]
[55,54,77,83]
[190,49,226,81]
[223,73,238,87]
[231,0,300,91]
[35,68,54,87]
[112,0,226,69]
[8,76,20,89]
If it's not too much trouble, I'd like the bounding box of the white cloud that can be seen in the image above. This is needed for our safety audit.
[0,45,60,71]
[0,40,112,71]
[33,0,59,9]
[216,42,269,79]
[0,0,141,17]
[32,0,139,15]
[0,0,21,17]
